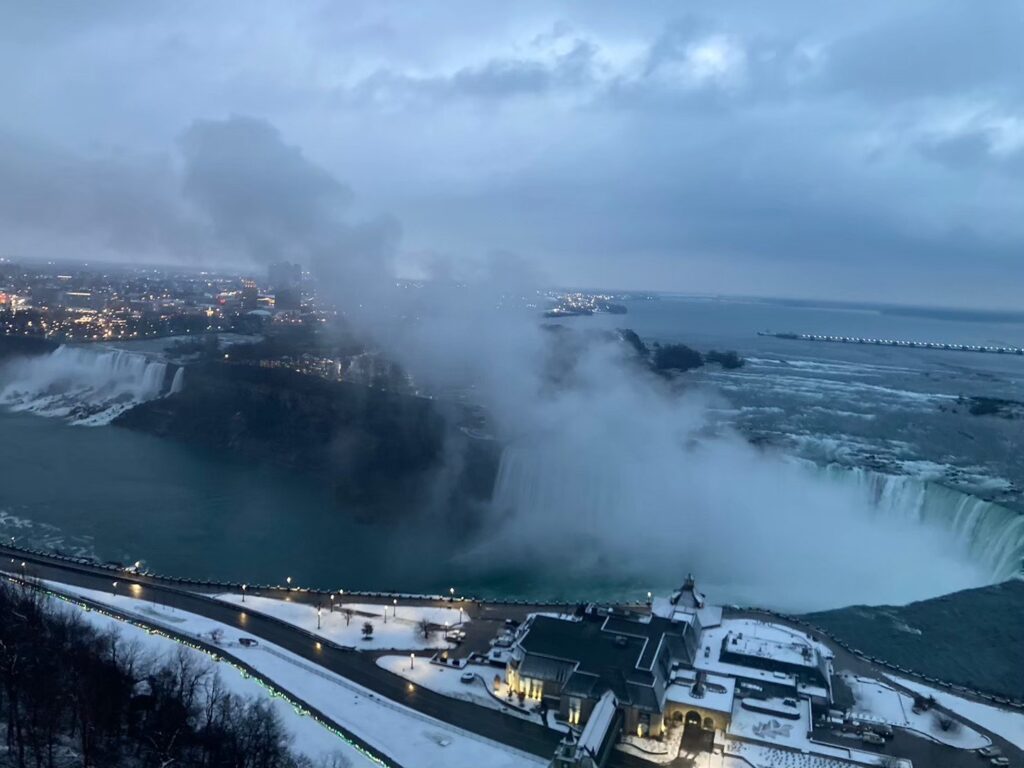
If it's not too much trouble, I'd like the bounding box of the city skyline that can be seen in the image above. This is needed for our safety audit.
[1,2,1023,309]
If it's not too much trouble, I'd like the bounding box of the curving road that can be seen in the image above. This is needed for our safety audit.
[0,546,567,762]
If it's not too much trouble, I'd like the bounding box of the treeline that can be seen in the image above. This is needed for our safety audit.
[0,581,345,768]
[617,329,745,372]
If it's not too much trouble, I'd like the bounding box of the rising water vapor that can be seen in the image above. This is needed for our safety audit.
[180,116,1021,610]
[0,345,182,425]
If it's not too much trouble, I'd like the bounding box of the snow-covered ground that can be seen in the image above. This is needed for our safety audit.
[842,673,988,749]
[375,655,553,728]
[36,580,544,768]
[70,605,376,767]
[215,593,467,651]
[728,699,890,767]
[885,674,1024,750]
[722,739,905,768]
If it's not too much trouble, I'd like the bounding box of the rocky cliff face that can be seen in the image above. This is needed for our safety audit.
[0,335,59,360]
[114,362,499,522]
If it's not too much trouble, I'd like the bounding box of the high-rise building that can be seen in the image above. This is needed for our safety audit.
[240,279,259,311]
[268,262,301,290]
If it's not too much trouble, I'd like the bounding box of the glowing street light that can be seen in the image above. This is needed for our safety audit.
[286,576,292,590]
[317,606,323,630]
[410,653,415,670]
[330,593,335,612]
[449,586,455,601]
[393,598,397,618]
[112,580,119,595]
[241,584,247,603]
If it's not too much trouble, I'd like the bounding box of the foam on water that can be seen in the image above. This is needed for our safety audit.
[0,344,183,425]
[486,442,1023,611]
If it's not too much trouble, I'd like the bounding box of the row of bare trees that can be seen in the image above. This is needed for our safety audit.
[0,581,349,768]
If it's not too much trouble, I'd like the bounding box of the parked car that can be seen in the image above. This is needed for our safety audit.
[238,637,259,647]
[989,758,1009,767]
[861,732,885,746]
[979,747,1002,757]
[459,672,475,684]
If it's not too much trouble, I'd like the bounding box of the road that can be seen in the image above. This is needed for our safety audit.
[1,546,659,768]
[7,548,1019,768]
[1,547,564,761]
[730,608,1024,768]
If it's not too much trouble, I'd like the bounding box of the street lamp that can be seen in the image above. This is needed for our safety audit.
[286,576,292,590]
[449,586,455,601]
[410,653,415,670]
[646,591,653,605]
[330,594,335,612]
[317,606,323,630]
[241,584,247,603]
[393,598,397,618]
[112,580,119,595]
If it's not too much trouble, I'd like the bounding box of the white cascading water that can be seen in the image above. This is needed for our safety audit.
[817,465,1024,583]
[0,344,183,426]
[487,442,1024,610]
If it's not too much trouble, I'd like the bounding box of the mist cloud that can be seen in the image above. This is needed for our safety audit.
[1,2,1024,305]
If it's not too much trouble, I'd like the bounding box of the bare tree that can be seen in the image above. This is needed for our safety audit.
[343,609,354,626]
[417,618,433,639]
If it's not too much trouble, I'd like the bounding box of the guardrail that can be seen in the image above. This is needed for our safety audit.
[727,605,1024,711]
[5,542,1021,711]
[3,574,398,768]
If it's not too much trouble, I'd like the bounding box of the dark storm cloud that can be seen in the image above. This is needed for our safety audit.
[0,1,1022,306]
[0,129,201,260]
[179,116,400,306]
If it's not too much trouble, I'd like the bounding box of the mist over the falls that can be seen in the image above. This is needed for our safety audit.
[164,115,1022,611]
[0,345,182,426]
[5,115,1016,611]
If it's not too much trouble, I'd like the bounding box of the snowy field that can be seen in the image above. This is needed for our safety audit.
[842,673,988,749]
[36,580,544,768]
[722,739,902,768]
[886,674,1024,750]
[375,655,546,726]
[70,605,377,767]
[215,593,467,650]
[728,699,891,767]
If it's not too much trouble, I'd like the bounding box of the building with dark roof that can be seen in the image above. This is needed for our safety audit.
[507,606,702,739]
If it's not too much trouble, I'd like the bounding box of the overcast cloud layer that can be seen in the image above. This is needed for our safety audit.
[1,1,1023,308]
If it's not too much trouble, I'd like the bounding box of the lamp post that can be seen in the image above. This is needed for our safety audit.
[330,594,335,612]
[241,584,247,603]
[317,606,323,630]
[449,586,455,601]
[392,598,397,618]
[286,576,292,590]
[646,591,653,605]
[112,580,119,596]
[410,653,415,670]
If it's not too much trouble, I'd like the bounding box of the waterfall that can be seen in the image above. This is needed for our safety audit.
[0,344,184,426]
[816,465,1024,583]
[169,366,185,395]
[488,442,1024,609]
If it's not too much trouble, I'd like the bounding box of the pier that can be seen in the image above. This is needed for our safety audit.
[758,331,1024,355]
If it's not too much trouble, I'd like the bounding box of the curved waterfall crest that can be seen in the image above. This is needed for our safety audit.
[0,344,184,425]
[489,442,1024,608]
[817,464,1024,582]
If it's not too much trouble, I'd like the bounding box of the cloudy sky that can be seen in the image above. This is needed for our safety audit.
[1,1,1022,308]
